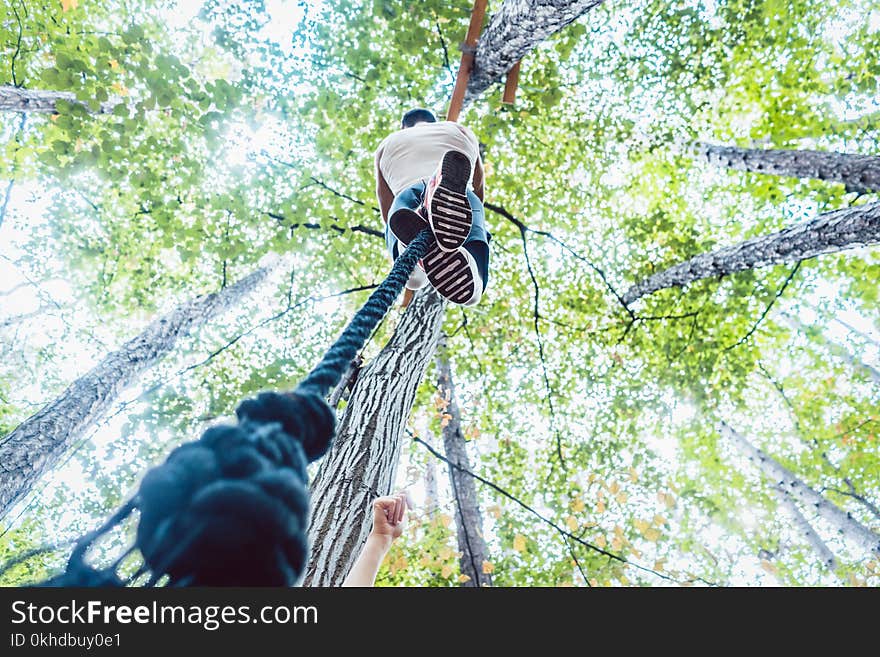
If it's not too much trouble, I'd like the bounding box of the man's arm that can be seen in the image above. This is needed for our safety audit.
[375,148,395,223]
[342,493,408,587]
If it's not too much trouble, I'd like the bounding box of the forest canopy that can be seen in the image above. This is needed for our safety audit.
[0,0,878,587]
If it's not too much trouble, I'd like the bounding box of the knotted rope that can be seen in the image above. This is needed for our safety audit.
[43,229,433,587]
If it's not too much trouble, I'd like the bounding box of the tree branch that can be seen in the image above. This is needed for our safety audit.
[411,434,709,585]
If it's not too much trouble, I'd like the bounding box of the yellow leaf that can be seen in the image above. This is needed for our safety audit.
[643,528,661,542]
[663,492,676,509]
[594,535,607,549]
[108,59,120,70]
[628,467,639,483]
[437,513,452,528]
[588,578,599,587]
[653,559,666,572]
[60,0,78,11]
[634,519,649,533]
[457,574,471,583]
[615,492,628,504]
[565,515,578,531]
[596,500,606,514]
[395,555,408,570]
[613,525,625,537]
[653,514,667,526]
[488,505,502,519]
[420,555,433,567]
[111,82,129,97]
[760,560,777,576]
[439,546,453,560]
[618,575,630,586]
[513,534,527,553]
[441,564,453,578]
[609,481,620,495]
[611,536,623,551]
[571,497,585,513]
[482,560,495,574]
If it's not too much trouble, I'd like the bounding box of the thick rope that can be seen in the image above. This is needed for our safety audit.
[41,229,433,587]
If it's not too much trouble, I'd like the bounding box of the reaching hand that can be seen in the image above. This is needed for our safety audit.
[370,492,409,544]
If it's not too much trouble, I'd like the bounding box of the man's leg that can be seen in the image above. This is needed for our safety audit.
[424,151,474,252]
[388,183,429,247]
[386,185,428,291]
[421,189,489,307]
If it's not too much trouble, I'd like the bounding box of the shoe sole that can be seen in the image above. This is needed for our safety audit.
[422,242,476,305]
[427,151,473,252]
[389,208,429,249]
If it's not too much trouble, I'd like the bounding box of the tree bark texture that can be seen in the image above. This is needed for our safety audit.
[436,338,493,587]
[423,431,440,516]
[0,266,271,520]
[693,142,880,193]
[0,85,119,114]
[772,486,837,570]
[464,0,605,106]
[623,201,880,304]
[721,422,880,558]
[304,288,445,586]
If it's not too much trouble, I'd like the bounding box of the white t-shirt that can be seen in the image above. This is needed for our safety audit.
[375,121,481,195]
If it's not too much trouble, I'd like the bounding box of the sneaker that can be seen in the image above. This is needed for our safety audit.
[389,207,429,248]
[422,241,483,306]
[424,150,473,252]
[389,208,429,290]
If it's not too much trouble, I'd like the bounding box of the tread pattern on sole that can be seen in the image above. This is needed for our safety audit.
[423,242,476,305]
[428,151,473,251]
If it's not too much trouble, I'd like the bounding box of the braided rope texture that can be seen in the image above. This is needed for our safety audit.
[43,230,433,587]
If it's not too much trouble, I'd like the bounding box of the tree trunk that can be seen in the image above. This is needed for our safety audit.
[463,0,605,106]
[693,143,880,193]
[771,486,837,570]
[423,431,440,516]
[0,85,119,114]
[777,312,880,385]
[622,200,880,305]
[304,288,445,586]
[436,337,493,587]
[0,266,271,520]
[720,422,880,558]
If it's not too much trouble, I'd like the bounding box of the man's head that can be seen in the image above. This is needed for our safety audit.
[401,108,437,129]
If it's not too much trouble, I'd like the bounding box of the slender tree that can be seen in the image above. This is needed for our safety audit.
[778,312,880,385]
[304,288,446,586]
[691,142,880,193]
[436,337,493,587]
[623,201,880,304]
[0,265,272,520]
[720,422,880,558]
[0,85,119,114]
[771,485,837,571]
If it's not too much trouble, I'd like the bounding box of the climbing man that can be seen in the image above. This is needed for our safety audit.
[374,108,490,307]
